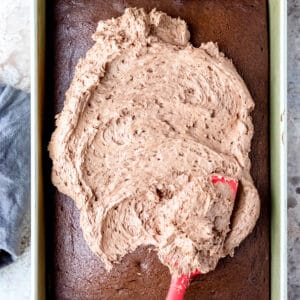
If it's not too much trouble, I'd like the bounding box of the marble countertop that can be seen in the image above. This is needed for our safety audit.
[287,0,300,299]
[0,0,298,299]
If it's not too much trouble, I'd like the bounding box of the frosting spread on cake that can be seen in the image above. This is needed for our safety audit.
[49,8,260,275]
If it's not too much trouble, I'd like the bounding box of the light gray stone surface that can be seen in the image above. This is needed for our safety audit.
[288,1,300,299]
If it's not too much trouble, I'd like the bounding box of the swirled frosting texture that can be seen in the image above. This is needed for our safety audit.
[49,8,260,275]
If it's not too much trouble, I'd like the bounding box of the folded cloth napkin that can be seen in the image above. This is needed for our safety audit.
[0,84,30,267]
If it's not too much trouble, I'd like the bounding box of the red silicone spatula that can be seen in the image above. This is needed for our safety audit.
[166,175,238,300]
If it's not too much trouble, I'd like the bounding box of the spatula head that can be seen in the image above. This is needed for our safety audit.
[166,175,239,300]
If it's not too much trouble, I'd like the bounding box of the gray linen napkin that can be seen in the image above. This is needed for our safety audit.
[0,84,30,267]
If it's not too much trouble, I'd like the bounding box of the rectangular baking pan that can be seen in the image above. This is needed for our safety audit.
[31,0,287,299]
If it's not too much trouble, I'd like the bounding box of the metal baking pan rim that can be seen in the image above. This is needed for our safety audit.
[30,1,287,299]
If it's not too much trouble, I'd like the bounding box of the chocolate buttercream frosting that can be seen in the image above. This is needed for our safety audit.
[49,8,260,276]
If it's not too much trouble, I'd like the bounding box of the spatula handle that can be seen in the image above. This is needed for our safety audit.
[166,271,200,300]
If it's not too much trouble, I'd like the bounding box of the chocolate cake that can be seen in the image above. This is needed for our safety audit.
[43,1,269,299]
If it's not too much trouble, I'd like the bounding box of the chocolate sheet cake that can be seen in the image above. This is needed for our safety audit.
[43,1,269,299]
